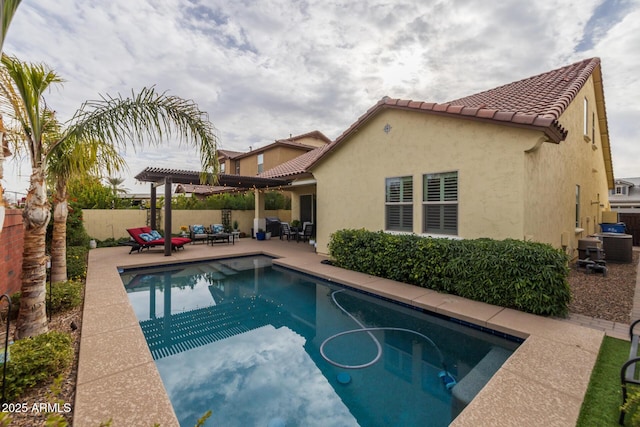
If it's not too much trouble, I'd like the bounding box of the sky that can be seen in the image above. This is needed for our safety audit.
[2,0,639,200]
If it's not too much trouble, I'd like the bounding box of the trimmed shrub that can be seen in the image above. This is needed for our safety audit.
[49,280,84,313]
[9,279,83,320]
[329,229,570,316]
[66,246,88,281]
[1,331,73,401]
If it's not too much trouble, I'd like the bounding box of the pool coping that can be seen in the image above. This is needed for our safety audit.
[75,239,604,426]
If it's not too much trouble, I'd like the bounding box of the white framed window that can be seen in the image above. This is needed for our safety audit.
[615,186,627,195]
[235,161,240,175]
[583,98,589,136]
[385,176,413,232]
[423,172,458,235]
[220,163,226,174]
[575,185,581,228]
[257,153,264,174]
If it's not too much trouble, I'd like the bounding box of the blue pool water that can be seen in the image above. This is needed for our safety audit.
[121,256,520,427]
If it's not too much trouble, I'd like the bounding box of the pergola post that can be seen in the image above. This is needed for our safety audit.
[253,188,266,237]
[150,183,157,230]
[164,177,172,256]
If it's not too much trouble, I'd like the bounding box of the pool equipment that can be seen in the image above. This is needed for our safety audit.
[439,370,457,390]
[320,290,456,390]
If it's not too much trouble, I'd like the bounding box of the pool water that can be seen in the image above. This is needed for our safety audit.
[122,256,520,427]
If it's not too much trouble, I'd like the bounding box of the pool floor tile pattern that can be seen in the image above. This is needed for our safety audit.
[78,238,605,427]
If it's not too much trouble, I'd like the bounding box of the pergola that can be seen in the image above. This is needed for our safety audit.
[134,167,289,255]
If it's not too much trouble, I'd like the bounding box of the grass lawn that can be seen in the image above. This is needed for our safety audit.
[577,336,632,426]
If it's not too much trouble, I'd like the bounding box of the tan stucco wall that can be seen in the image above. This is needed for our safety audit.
[523,75,611,257]
[312,109,534,254]
[311,91,611,256]
[237,146,310,176]
[83,209,290,240]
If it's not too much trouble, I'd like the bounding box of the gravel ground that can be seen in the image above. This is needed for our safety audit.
[567,250,638,324]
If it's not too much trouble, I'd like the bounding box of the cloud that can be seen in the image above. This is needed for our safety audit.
[1,0,639,196]
[156,325,357,427]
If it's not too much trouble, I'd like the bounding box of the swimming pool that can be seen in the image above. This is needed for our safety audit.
[122,255,520,427]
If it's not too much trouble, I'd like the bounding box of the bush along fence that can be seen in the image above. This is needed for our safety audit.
[328,229,570,317]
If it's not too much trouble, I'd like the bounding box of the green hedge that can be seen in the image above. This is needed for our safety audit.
[328,229,570,316]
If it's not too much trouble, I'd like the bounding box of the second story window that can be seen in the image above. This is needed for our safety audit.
[220,163,225,174]
[257,153,264,174]
[615,186,627,195]
[235,161,240,175]
[583,98,589,137]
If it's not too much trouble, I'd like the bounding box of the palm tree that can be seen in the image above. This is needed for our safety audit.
[48,134,126,283]
[1,54,218,338]
[0,0,22,234]
[105,176,130,206]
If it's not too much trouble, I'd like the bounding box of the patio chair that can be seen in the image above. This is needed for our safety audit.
[297,223,314,243]
[126,227,191,253]
[189,224,208,244]
[208,224,231,245]
[280,222,294,241]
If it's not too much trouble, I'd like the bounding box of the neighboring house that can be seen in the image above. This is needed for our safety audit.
[262,57,614,258]
[221,130,330,177]
[609,178,640,212]
[177,131,330,198]
[609,177,640,245]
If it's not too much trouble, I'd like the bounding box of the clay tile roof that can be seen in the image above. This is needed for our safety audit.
[217,149,244,159]
[306,58,603,172]
[259,144,331,179]
[446,57,600,125]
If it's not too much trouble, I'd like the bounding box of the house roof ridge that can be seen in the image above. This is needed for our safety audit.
[446,57,600,119]
[302,58,607,177]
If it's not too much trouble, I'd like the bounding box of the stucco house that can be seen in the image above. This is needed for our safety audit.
[609,178,640,212]
[176,131,330,198]
[261,57,614,258]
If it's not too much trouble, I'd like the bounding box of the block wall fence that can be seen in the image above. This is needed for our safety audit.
[0,208,293,296]
[0,209,24,296]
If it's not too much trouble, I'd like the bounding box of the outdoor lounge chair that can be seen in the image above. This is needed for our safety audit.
[126,227,191,253]
[189,224,209,244]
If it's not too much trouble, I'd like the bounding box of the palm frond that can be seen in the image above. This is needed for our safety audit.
[1,54,63,165]
[47,134,127,183]
[0,0,22,52]
[65,86,219,183]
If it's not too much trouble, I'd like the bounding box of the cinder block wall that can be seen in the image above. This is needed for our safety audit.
[0,209,24,296]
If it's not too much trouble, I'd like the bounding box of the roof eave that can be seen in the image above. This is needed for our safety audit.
[307,102,567,170]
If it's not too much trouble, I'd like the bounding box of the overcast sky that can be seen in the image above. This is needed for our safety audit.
[2,0,639,198]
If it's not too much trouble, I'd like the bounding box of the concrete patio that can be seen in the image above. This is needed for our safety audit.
[75,237,605,426]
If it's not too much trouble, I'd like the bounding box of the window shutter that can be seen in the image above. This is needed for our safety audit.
[423,172,458,235]
[386,177,413,231]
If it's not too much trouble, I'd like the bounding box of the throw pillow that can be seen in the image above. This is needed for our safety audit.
[150,230,162,240]
[139,233,154,242]
[213,224,224,233]
[193,225,205,234]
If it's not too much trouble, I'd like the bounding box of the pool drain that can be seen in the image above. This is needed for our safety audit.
[337,372,352,384]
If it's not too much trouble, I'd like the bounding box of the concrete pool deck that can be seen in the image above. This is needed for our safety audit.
[75,238,606,426]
